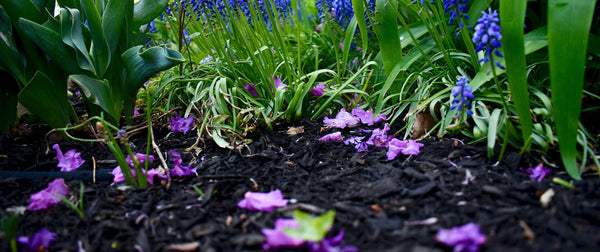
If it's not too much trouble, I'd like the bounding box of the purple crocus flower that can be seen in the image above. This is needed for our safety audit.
[520,163,551,182]
[169,112,194,134]
[306,230,359,252]
[237,189,289,212]
[366,123,393,147]
[313,83,326,96]
[52,144,85,172]
[168,150,198,177]
[261,218,305,250]
[436,222,486,252]
[17,228,57,252]
[245,83,259,98]
[351,108,386,126]
[319,132,343,142]
[27,178,68,211]
[323,109,360,129]
[344,136,368,152]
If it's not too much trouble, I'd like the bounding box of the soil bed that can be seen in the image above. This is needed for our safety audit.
[1,118,599,251]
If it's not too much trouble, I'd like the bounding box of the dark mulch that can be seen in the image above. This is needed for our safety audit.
[1,116,600,252]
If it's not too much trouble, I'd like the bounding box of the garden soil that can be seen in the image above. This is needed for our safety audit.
[1,113,600,251]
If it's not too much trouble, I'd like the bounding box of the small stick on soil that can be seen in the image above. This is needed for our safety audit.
[92,156,96,183]
[150,124,171,189]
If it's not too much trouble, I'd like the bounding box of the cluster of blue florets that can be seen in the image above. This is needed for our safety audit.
[316,0,375,29]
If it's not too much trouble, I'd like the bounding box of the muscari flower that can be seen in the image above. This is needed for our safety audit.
[168,150,198,177]
[436,222,486,252]
[443,0,469,29]
[27,178,68,211]
[52,144,84,172]
[237,189,289,212]
[319,132,344,142]
[17,228,57,252]
[520,163,551,182]
[245,83,259,98]
[169,112,194,134]
[313,83,326,96]
[472,8,505,70]
[449,76,475,116]
[323,109,360,129]
[351,108,386,126]
[386,139,424,160]
[306,230,359,252]
[261,218,304,250]
[366,123,393,147]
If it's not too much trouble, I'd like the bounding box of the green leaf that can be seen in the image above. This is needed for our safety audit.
[351,0,368,58]
[548,0,596,180]
[487,109,503,158]
[18,71,72,128]
[132,0,169,29]
[79,0,110,77]
[284,210,335,242]
[69,74,118,122]
[0,0,42,24]
[0,87,18,134]
[102,0,132,59]
[122,45,185,117]
[374,0,403,77]
[500,0,532,151]
[59,8,95,73]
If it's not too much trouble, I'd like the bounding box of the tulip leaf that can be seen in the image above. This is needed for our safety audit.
[102,0,132,57]
[69,74,118,122]
[133,0,169,28]
[374,0,402,77]
[18,71,72,129]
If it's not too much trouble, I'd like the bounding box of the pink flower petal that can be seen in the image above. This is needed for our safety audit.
[401,140,424,156]
[386,138,408,160]
[237,189,288,212]
[52,144,85,172]
[351,108,386,126]
[323,109,360,129]
[436,222,486,252]
[318,132,343,142]
[261,218,304,250]
[27,178,68,211]
[18,228,56,252]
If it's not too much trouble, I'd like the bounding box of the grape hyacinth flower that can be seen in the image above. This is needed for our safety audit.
[443,0,470,32]
[245,83,259,98]
[261,218,305,250]
[168,150,198,177]
[450,76,475,116]
[17,228,57,252]
[306,230,359,252]
[319,132,344,142]
[52,144,85,172]
[27,178,68,211]
[323,109,360,129]
[436,222,486,252]
[237,189,289,212]
[313,83,326,96]
[472,8,505,70]
[520,163,552,182]
[169,112,194,134]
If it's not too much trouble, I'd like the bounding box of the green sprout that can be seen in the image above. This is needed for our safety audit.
[192,185,205,199]
[57,181,85,220]
[284,209,335,242]
[1,214,19,252]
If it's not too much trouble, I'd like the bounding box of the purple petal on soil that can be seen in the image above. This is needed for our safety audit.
[27,178,68,211]
[323,109,360,129]
[386,138,408,160]
[18,228,57,252]
[344,136,367,152]
[125,153,155,167]
[52,144,85,172]
[111,166,166,185]
[168,150,198,177]
[313,83,326,96]
[245,83,259,98]
[436,222,486,252]
[306,231,359,252]
[401,140,424,156]
[237,189,288,212]
[351,108,386,126]
[366,123,392,147]
[319,132,343,142]
[261,218,304,250]
[169,112,194,134]
[145,169,167,184]
[520,163,551,182]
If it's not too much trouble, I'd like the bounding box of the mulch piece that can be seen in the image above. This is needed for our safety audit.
[1,118,600,252]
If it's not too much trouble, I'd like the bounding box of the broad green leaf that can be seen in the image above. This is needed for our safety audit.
[500,0,532,151]
[548,0,596,180]
[351,0,368,58]
[102,0,132,60]
[0,87,18,133]
[284,210,335,242]
[79,0,110,77]
[374,0,402,77]
[487,109,503,158]
[0,0,42,24]
[59,8,95,73]
[18,18,82,74]
[18,71,72,128]
[69,74,118,122]
[122,45,185,117]
[340,16,357,75]
[132,0,168,29]
[466,0,489,28]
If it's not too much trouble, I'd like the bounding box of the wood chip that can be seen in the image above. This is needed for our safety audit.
[164,242,200,251]
[540,188,555,208]
[287,126,304,135]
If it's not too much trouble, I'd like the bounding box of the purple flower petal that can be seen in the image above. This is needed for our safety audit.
[245,83,259,98]
[52,144,85,172]
[168,150,198,177]
[366,123,392,147]
[313,83,326,96]
[111,166,166,185]
[169,112,194,134]
[351,108,386,126]
[306,230,359,252]
[125,153,155,167]
[344,136,368,152]
[401,140,424,156]
[18,228,57,252]
[237,189,288,212]
[386,138,408,160]
[261,218,304,250]
[134,107,141,116]
[436,222,486,252]
[323,109,360,129]
[274,76,288,90]
[27,178,68,211]
[520,163,551,182]
[319,132,343,142]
